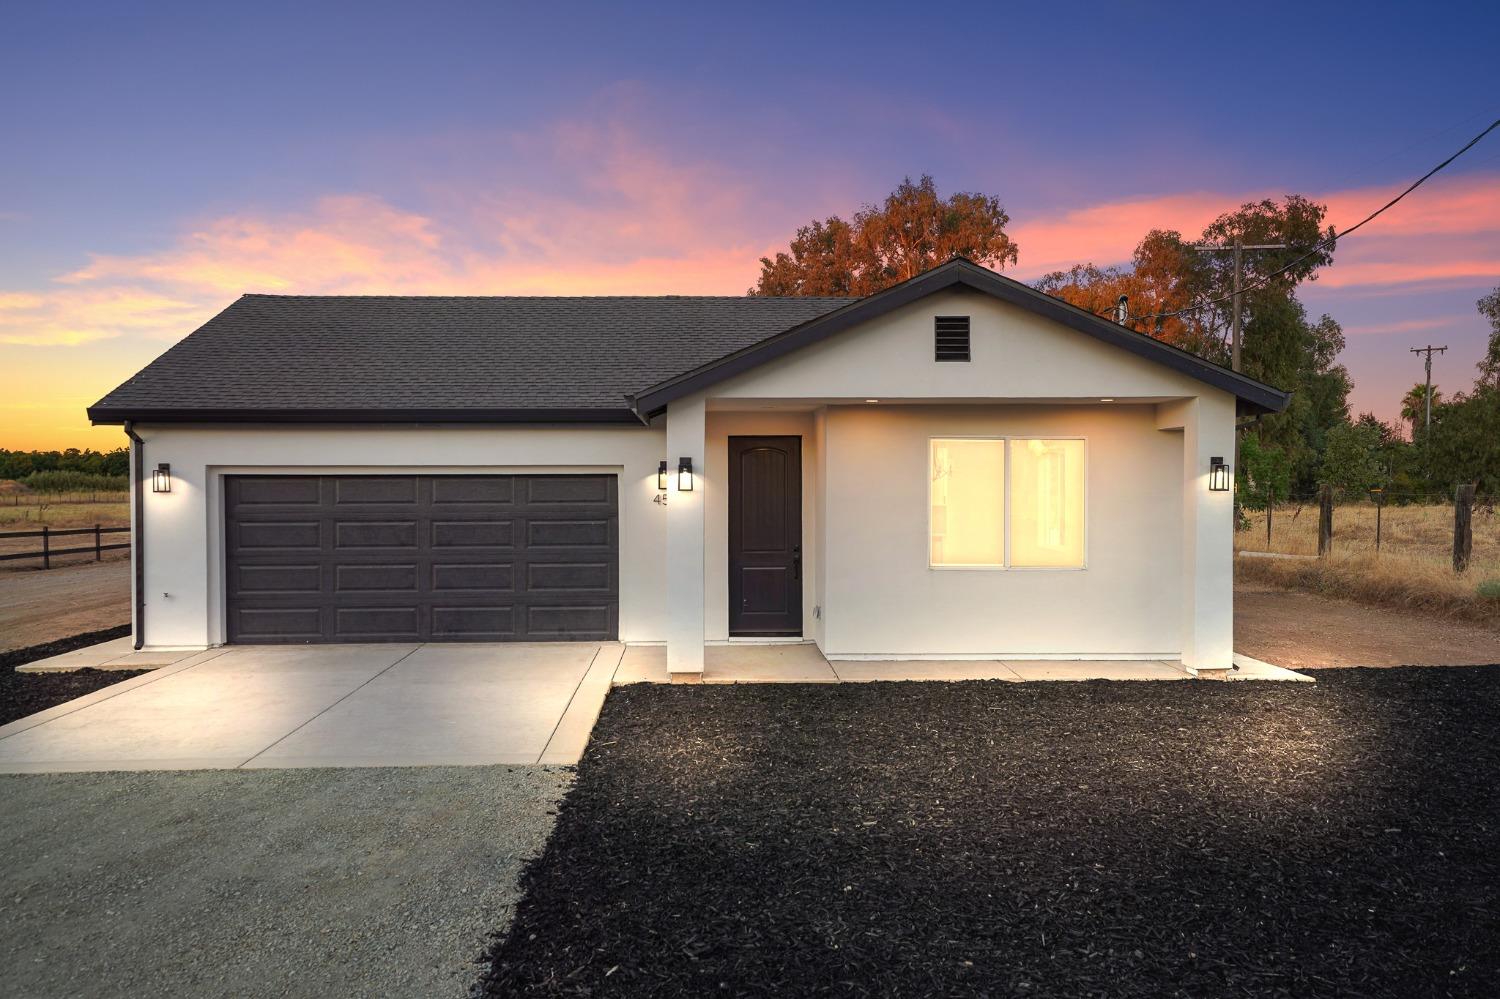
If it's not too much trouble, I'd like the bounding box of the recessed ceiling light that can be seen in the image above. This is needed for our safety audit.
[865,399,880,403]
[1100,398,1114,402]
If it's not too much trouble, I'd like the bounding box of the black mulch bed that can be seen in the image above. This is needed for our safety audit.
[478,667,1500,998]
[1,624,141,726]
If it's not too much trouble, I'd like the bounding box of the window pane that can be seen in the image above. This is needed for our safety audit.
[1009,439,1085,567]
[930,439,1004,566]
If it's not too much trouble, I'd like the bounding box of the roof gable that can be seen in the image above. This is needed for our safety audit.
[629,258,1289,416]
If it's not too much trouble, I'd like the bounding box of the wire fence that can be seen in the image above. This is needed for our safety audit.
[1236,487,1498,576]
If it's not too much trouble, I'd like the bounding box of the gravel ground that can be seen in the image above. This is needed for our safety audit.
[1,625,139,726]
[481,667,1500,998]
[1,766,571,999]
[0,559,130,652]
[1235,580,1500,668]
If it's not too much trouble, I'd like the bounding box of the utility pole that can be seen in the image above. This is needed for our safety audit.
[1195,239,1288,372]
[1409,344,1448,435]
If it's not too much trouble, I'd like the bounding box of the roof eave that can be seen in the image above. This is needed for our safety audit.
[87,406,647,426]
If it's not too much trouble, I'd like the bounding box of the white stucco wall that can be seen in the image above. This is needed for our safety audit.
[131,423,667,648]
[817,404,1184,658]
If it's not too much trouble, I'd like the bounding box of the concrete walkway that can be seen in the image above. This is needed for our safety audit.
[614,643,1310,684]
[0,642,622,773]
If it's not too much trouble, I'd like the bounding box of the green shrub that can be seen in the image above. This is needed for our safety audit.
[20,470,128,493]
[1479,579,1500,601]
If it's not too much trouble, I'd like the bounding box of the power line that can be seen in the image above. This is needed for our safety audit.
[1118,117,1500,326]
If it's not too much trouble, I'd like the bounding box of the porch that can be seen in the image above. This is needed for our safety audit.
[660,393,1236,678]
[615,643,1308,684]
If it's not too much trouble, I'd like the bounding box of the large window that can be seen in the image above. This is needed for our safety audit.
[929,438,1086,569]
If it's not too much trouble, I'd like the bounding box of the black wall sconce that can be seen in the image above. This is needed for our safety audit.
[1208,456,1231,492]
[677,457,694,491]
[152,463,172,493]
[657,460,669,491]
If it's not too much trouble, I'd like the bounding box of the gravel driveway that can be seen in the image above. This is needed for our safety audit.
[1,766,570,998]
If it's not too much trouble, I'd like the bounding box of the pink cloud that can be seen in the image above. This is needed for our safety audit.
[1342,315,1470,336]
[5,114,1497,354]
[1007,172,1500,294]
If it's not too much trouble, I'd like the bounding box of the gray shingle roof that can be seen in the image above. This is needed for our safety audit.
[88,294,851,422]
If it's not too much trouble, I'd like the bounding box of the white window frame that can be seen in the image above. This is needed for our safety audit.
[927,436,1088,572]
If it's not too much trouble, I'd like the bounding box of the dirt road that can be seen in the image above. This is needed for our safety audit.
[0,559,130,652]
[1235,581,1500,668]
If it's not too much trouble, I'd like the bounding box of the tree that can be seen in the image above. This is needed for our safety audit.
[1319,421,1383,495]
[752,176,1018,296]
[1236,433,1291,509]
[1036,230,1219,356]
[1426,386,1500,494]
[1401,383,1442,437]
[1476,285,1500,389]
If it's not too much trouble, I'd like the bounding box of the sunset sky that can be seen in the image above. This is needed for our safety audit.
[3,1,1498,451]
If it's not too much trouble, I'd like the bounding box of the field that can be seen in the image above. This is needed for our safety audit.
[1236,499,1500,627]
[0,493,130,530]
[0,486,131,569]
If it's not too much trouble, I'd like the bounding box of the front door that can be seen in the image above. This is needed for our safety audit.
[728,436,803,636]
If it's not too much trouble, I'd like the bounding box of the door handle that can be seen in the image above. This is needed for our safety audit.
[792,545,801,580]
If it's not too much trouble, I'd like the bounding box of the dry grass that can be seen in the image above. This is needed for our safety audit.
[1237,500,1500,627]
[1237,500,1500,569]
[0,495,130,530]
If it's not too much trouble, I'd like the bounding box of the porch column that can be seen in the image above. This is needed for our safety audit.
[1156,396,1235,674]
[665,395,707,676]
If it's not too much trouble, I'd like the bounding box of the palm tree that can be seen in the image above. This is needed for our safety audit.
[1400,383,1442,437]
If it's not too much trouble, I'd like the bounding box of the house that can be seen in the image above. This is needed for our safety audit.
[88,258,1287,679]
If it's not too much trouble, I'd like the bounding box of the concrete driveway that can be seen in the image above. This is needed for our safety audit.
[0,642,622,773]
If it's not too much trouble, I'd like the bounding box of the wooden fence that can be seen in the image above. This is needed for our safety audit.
[0,525,130,568]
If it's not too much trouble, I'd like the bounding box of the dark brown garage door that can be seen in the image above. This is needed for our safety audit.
[224,475,618,643]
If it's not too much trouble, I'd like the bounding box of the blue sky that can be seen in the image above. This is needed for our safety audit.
[3,0,1498,446]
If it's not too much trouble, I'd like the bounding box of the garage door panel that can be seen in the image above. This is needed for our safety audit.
[335,563,419,593]
[431,520,514,548]
[432,562,515,591]
[335,476,419,505]
[237,521,322,551]
[236,607,323,642]
[527,562,613,592]
[234,478,323,506]
[526,476,612,504]
[335,606,420,641]
[526,604,614,639]
[431,605,517,640]
[527,519,612,548]
[235,564,322,594]
[226,475,617,643]
[334,520,419,549]
[432,477,514,504]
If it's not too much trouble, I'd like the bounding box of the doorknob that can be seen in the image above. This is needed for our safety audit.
[792,544,801,580]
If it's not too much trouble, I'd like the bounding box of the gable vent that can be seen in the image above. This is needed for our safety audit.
[935,315,971,362]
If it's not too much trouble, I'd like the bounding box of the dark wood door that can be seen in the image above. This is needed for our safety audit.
[224,474,618,643]
[729,436,802,636]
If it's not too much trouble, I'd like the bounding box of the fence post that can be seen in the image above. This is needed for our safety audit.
[95,523,102,561]
[1265,483,1273,549]
[1454,484,1475,572]
[42,525,50,569]
[1317,485,1333,557]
